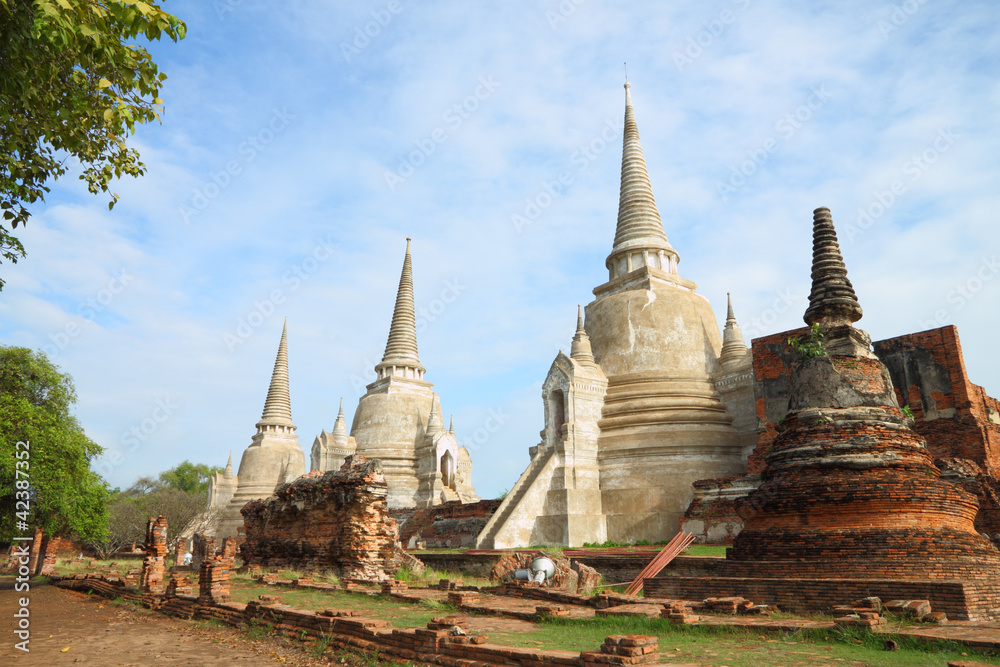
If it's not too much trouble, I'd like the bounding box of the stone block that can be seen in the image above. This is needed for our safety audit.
[884,599,932,619]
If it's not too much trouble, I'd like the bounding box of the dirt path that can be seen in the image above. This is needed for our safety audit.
[0,579,324,666]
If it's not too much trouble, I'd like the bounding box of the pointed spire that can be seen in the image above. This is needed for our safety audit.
[570,304,596,364]
[608,83,678,274]
[332,397,348,442]
[719,293,748,365]
[258,319,295,430]
[224,451,234,478]
[449,414,455,435]
[376,238,425,378]
[803,207,863,327]
[426,396,443,434]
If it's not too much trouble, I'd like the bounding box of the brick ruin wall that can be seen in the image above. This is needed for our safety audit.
[873,325,1000,467]
[874,325,1000,537]
[3,529,87,576]
[685,325,1000,542]
[394,499,501,549]
[668,324,1000,619]
[54,573,660,667]
[752,325,1000,481]
[679,476,759,545]
[646,574,982,620]
[173,536,187,565]
[240,456,401,582]
[748,327,810,474]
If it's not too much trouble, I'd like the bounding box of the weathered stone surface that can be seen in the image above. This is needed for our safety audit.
[690,322,1000,544]
[215,322,306,539]
[803,207,863,327]
[240,456,402,582]
[680,475,759,544]
[311,398,357,474]
[477,310,609,548]
[396,499,500,549]
[478,84,755,547]
[653,207,1000,620]
[322,240,478,509]
[206,453,237,511]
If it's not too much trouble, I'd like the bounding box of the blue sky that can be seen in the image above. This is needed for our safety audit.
[2,0,998,498]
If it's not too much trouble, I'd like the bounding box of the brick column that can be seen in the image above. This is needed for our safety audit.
[192,533,216,569]
[197,556,231,605]
[582,635,660,666]
[140,515,168,594]
[27,527,44,576]
[173,537,188,568]
[220,536,238,567]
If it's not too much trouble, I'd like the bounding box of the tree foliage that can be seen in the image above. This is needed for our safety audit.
[89,465,218,556]
[0,0,185,287]
[0,345,108,542]
[91,485,206,557]
[158,460,223,495]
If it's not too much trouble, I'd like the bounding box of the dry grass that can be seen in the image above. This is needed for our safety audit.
[54,557,143,576]
[395,565,491,588]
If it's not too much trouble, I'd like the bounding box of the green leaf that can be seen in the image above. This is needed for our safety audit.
[0,0,185,288]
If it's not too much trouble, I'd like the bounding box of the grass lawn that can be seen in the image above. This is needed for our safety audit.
[487,615,1000,667]
[229,576,452,628]
[680,544,729,558]
[395,565,492,588]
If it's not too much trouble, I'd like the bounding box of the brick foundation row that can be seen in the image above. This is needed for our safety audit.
[52,574,660,667]
[645,575,985,620]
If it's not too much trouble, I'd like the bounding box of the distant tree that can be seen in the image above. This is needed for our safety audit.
[89,492,142,558]
[0,0,185,288]
[122,475,163,497]
[91,463,217,554]
[0,345,107,542]
[158,460,223,495]
[92,486,207,556]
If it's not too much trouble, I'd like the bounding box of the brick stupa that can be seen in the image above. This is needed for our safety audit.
[648,207,1000,619]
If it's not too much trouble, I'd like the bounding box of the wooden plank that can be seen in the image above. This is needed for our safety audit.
[624,531,695,596]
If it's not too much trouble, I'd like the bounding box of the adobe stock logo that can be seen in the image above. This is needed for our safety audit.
[340,1,405,62]
[384,76,501,191]
[179,108,296,224]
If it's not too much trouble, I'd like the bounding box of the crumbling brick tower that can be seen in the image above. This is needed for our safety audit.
[729,207,1000,617]
[140,515,168,594]
[240,456,402,582]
